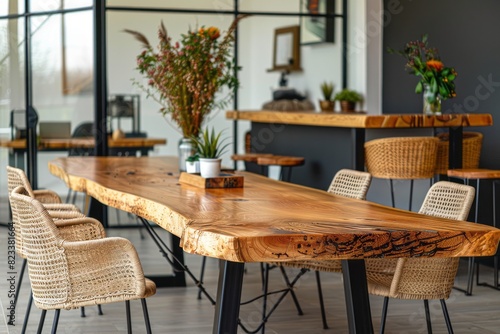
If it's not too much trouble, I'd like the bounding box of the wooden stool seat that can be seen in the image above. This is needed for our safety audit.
[231,153,273,163]
[448,168,500,179]
[257,155,305,167]
[447,168,500,295]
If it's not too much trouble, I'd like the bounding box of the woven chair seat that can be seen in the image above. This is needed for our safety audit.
[435,132,483,175]
[365,137,439,179]
[366,258,460,300]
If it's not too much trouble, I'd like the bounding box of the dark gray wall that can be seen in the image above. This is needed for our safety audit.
[382,0,500,228]
[383,0,500,167]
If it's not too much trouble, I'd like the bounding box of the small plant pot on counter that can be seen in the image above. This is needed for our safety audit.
[199,158,222,178]
[340,101,356,112]
[319,100,334,112]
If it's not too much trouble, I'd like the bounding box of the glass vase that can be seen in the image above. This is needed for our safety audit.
[178,138,196,172]
[423,84,442,115]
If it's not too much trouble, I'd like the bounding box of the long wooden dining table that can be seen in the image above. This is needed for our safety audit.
[48,156,500,334]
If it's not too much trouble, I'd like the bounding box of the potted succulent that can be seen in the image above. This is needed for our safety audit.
[334,89,363,112]
[319,81,334,112]
[191,127,230,178]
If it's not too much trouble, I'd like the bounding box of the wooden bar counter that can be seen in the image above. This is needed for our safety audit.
[49,156,500,334]
[227,110,493,190]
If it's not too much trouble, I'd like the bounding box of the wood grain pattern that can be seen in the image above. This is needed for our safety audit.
[48,156,500,264]
[226,110,493,129]
[0,137,166,150]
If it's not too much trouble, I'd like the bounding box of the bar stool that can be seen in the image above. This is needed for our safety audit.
[447,168,500,295]
[256,155,305,182]
[231,131,305,182]
[365,136,439,211]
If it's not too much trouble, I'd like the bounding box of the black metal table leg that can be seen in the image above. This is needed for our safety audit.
[213,260,245,334]
[342,259,374,334]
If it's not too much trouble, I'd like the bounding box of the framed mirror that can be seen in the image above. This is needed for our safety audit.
[271,25,301,72]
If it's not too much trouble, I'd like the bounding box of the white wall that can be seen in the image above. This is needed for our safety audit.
[0,0,381,205]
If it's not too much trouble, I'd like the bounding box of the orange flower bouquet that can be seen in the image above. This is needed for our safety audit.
[389,34,457,114]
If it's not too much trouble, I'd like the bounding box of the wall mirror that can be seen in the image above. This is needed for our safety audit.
[271,25,301,72]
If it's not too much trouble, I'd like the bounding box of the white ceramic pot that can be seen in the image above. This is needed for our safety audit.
[186,160,200,174]
[199,158,222,178]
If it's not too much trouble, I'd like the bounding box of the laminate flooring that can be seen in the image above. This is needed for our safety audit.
[1,208,500,333]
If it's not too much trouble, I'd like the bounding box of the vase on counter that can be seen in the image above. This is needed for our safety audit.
[178,138,196,172]
[423,84,442,115]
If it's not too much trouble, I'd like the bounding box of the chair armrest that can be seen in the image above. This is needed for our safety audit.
[62,237,148,304]
[43,203,81,213]
[55,217,106,241]
[33,189,62,204]
[48,210,86,221]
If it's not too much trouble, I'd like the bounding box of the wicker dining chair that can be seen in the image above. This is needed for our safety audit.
[264,169,372,330]
[10,186,156,334]
[365,181,475,334]
[364,136,439,211]
[6,165,105,327]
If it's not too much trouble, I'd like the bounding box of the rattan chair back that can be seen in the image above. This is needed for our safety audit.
[328,169,372,200]
[364,137,439,180]
[10,186,69,306]
[7,165,37,198]
[10,186,155,312]
[367,181,475,300]
[435,132,483,175]
[7,166,36,258]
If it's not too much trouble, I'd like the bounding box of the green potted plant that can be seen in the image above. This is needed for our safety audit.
[334,89,362,112]
[319,81,334,112]
[185,154,200,174]
[191,127,230,177]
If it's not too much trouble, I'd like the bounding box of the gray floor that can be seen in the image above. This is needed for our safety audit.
[1,199,500,333]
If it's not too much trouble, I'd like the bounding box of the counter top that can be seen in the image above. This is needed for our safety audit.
[226,110,493,128]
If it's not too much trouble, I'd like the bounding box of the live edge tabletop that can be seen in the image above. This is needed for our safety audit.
[48,156,500,333]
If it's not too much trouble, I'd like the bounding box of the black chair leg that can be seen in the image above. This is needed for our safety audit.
[37,309,47,334]
[98,304,104,315]
[315,271,329,329]
[126,301,132,334]
[14,258,27,308]
[141,299,152,334]
[51,309,60,334]
[380,297,389,334]
[22,291,33,334]
[389,179,395,208]
[440,299,454,334]
[80,306,85,317]
[409,179,414,211]
[424,300,432,334]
